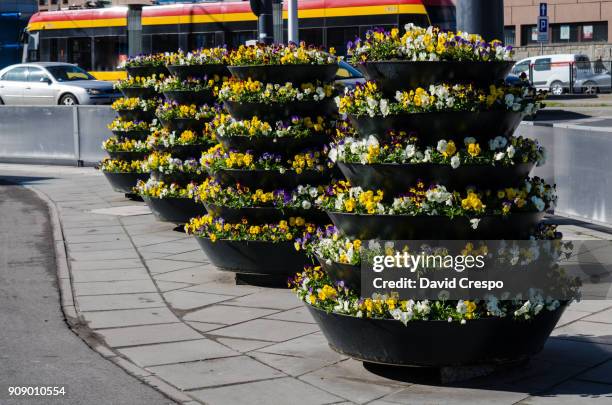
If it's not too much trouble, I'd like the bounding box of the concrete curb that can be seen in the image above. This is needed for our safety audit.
[25,184,195,405]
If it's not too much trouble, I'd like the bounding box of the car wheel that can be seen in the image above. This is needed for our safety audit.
[550,81,564,96]
[59,94,79,105]
[583,81,598,95]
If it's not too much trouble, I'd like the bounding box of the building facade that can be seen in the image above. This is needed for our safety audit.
[37,0,153,12]
[505,0,612,59]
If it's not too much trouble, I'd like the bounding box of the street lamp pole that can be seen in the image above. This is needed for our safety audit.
[456,0,504,41]
[288,0,298,44]
[258,0,274,44]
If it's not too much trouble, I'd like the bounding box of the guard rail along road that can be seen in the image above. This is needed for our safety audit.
[1,105,611,227]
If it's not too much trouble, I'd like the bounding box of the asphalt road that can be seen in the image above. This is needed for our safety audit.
[0,181,174,405]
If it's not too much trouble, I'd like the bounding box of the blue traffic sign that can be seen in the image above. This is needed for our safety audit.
[540,3,547,17]
[538,16,548,33]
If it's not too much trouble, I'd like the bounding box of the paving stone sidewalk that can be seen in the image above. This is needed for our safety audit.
[2,163,612,405]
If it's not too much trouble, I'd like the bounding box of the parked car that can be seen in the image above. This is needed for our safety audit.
[335,61,364,91]
[0,62,120,105]
[510,54,593,95]
[573,71,612,94]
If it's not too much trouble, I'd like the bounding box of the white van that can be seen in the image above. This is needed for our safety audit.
[510,54,593,95]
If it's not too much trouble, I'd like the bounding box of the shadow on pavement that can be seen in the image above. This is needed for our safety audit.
[535,109,594,122]
[361,336,612,397]
[0,176,54,186]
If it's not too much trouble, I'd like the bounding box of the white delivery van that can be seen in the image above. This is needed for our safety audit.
[510,54,593,95]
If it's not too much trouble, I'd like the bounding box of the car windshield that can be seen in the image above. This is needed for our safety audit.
[45,65,95,82]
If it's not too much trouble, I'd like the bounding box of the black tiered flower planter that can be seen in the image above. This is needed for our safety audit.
[224,99,336,121]
[196,238,313,275]
[212,168,331,190]
[349,110,523,141]
[337,162,534,198]
[227,64,338,84]
[149,171,207,186]
[111,130,150,141]
[166,64,229,80]
[159,117,204,133]
[327,211,545,240]
[107,151,148,161]
[126,66,168,78]
[317,257,361,292]
[163,90,216,106]
[154,144,214,160]
[205,204,329,224]
[143,196,207,224]
[355,61,513,97]
[116,109,155,122]
[103,172,150,194]
[216,132,331,156]
[120,87,158,99]
[307,303,566,367]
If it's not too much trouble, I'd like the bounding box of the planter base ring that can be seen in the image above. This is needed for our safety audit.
[307,303,565,367]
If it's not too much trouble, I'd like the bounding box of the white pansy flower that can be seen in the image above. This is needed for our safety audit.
[450,155,460,169]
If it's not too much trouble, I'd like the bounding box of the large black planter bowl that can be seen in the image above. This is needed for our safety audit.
[166,64,229,80]
[337,162,534,198]
[150,171,206,186]
[349,110,523,142]
[212,168,330,189]
[327,211,545,240]
[116,109,155,122]
[163,90,216,106]
[216,132,331,155]
[107,151,148,161]
[317,256,361,292]
[307,303,565,367]
[103,172,149,194]
[228,64,338,84]
[205,204,329,224]
[224,99,336,121]
[196,238,313,275]
[159,118,203,133]
[356,61,513,96]
[158,144,212,160]
[120,87,158,99]
[126,66,169,79]
[143,196,207,224]
[111,130,150,141]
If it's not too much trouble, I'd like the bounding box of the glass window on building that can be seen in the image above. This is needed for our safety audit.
[551,22,607,43]
[520,25,539,46]
[94,36,127,71]
[504,26,515,46]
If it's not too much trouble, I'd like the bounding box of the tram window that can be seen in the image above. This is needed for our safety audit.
[299,28,323,47]
[189,33,215,50]
[229,31,257,48]
[94,36,127,71]
[326,27,359,56]
[151,34,179,53]
[40,38,59,62]
[68,37,91,70]
[399,14,430,30]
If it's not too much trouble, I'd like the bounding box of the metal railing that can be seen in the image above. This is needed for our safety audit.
[523,122,612,226]
[517,60,612,95]
[0,105,113,166]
